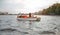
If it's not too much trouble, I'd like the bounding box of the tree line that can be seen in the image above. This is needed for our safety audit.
[34,3,60,15]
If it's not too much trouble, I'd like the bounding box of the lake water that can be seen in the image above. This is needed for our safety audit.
[0,15,60,35]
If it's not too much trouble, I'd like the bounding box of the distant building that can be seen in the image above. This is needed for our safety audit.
[0,12,8,15]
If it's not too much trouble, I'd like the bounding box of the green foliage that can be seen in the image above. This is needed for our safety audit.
[45,3,60,15]
[41,3,60,15]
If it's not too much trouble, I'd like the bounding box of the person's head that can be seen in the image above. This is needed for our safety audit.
[29,13,31,15]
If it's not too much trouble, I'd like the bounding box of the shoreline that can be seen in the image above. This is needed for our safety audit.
[0,14,60,16]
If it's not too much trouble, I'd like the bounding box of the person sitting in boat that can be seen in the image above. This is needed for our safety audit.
[29,13,36,18]
[29,13,31,17]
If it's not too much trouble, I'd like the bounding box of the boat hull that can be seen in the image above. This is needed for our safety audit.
[17,18,40,21]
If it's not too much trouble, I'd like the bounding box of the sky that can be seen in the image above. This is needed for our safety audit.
[0,0,60,14]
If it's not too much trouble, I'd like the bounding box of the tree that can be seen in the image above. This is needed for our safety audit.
[38,3,60,15]
[45,3,60,15]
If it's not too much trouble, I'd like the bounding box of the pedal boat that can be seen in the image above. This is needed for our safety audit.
[17,16,40,21]
[17,13,40,21]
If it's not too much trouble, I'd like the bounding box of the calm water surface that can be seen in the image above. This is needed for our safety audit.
[0,15,60,35]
